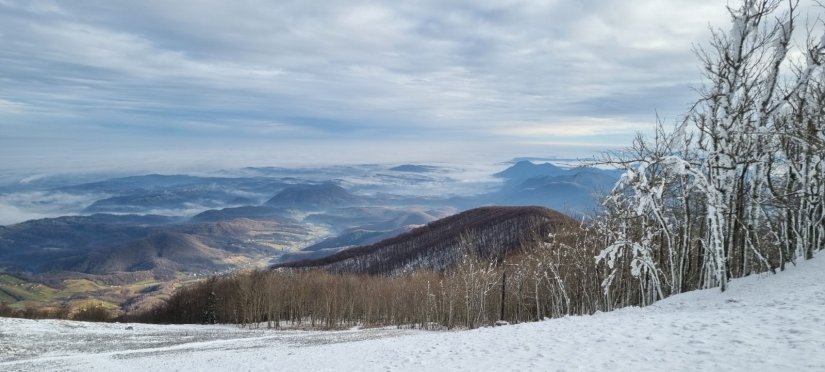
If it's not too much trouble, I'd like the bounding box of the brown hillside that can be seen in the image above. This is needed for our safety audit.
[275,206,575,275]
[71,232,229,277]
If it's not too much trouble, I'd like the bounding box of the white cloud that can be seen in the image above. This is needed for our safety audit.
[2,0,812,171]
[0,98,26,114]
[0,203,48,226]
[0,191,101,225]
[497,117,653,137]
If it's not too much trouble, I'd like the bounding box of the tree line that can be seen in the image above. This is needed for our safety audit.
[0,301,114,322]
[125,225,603,329]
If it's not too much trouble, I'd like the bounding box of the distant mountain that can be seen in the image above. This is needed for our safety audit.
[83,189,253,213]
[492,181,598,214]
[61,174,287,195]
[265,182,364,209]
[190,206,288,223]
[66,232,230,277]
[174,218,304,241]
[494,161,566,180]
[0,214,311,278]
[274,224,420,264]
[60,174,208,194]
[72,176,290,214]
[471,162,621,214]
[354,210,437,231]
[271,207,453,264]
[389,164,439,173]
[0,214,178,272]
[304,207,451,233]
[275,206,574,275]
[302,230,387,252]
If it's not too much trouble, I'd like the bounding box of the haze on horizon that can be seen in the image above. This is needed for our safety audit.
[0,0,733,174]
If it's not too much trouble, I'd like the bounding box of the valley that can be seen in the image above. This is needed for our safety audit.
[0,160,616,317]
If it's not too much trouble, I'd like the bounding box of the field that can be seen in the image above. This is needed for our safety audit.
[0,275,58,305]
[0,274,172,314]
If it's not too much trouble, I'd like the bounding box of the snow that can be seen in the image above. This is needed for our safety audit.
[2,254,825,371]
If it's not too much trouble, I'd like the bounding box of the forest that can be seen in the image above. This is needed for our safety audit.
[125,223,601,328]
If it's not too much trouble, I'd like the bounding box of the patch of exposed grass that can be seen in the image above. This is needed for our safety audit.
[68,298,120,310]
[0,275,58,303]
[62,278,107,293]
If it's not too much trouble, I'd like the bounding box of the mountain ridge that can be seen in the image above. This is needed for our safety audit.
[265,182,364,209]
[275,206,574,275]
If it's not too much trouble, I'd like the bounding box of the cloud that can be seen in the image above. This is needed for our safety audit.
[497,117,653,138]
[0,203,48,226]
[0,98,26,114]
[0,191,101,225]
[0,0,766,171]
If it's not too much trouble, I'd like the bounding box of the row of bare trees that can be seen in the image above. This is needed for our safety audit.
[594,0,825,307]
[126,225,605,328]
[0,301,115,322]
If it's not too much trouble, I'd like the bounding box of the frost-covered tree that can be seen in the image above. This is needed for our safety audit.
[597,0,825,297]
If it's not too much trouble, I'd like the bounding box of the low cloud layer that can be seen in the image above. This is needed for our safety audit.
[0,191,100,225]
[0,0,737,172]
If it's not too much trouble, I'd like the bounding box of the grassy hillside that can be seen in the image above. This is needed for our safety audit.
[0,273,178,317]
[0,274,58,305]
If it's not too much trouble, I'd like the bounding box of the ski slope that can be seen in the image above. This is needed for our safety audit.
[2,254,824,371]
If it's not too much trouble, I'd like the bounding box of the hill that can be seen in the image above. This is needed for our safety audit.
[389,164,439,173]
[275,206,574,274]
[189,206,288,223]
[303,207,450,233]
[482,162,620,213]
[274,225,418,264]
[60,174,287,215]
[494,160,566,180]
[0,214,178,273]
[83,189,255,214]
[66,232,229,277]
[265,182,364,209]
[0,214,313,277]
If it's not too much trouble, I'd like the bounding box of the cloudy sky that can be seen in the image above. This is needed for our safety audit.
[0,0,733,173]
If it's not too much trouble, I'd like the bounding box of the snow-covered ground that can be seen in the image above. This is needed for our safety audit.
[2,254,824,371]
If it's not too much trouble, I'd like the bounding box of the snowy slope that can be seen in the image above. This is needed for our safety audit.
[2,254,824,371]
